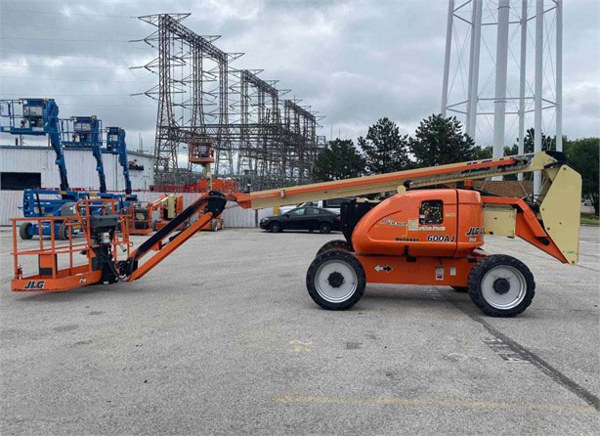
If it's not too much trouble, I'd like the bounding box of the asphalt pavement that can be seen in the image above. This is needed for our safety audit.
[1,226,598,435]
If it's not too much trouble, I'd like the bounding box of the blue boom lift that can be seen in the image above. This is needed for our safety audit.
[104,127,150,232]
[0,98,89,239]
[62,121,137,208]
[104,126,137,202]
[61,115,108,195]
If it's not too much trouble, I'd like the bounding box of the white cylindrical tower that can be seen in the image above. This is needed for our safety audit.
[441,0,563,195]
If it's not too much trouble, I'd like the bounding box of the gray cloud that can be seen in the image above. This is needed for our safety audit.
[1,0,598,151]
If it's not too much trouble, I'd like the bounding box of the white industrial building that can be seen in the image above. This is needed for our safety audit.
[0,144,269,227]
[0,145,154,191]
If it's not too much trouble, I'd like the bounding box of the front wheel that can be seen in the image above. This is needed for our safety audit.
[19,222,33,240]
[319,222,332,234]
[468,255,535,317]
[57,223,71,240]
[306,250,366,310]
[269,221,282,233]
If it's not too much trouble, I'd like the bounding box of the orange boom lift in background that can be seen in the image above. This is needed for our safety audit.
[10,151,581,317]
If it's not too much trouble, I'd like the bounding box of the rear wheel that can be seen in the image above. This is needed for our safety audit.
[306,250,366,310]
[269,221,282,233]
[468,254,535,317]
[57,223,70,240]
[317,239,352,255]
[319,222,332,234]
[19,222,33,240]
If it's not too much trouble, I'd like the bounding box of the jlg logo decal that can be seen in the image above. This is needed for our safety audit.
[466,227,484,236]
[23,280,45,290]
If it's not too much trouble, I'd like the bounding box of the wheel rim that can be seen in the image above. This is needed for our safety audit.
[314,259,358,303]
[481,265,527,310]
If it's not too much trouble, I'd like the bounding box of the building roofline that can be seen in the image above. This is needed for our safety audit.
[0,144,154,159]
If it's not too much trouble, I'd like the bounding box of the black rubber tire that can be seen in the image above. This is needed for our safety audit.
[57,223,70,241]
[306,249,366,310]
[319,222,332,234]
[452,286,468,293]
[467,254,535,317]
[19,222,33,240]
[270,221,282,233]
[317,239,352,255]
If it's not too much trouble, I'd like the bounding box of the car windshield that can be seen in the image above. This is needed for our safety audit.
[288,208,305,216]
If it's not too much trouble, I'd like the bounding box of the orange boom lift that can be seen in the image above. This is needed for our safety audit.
[10,151,581,317]
[188,136,225,231]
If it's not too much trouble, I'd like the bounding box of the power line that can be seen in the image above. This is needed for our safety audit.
[1,36,130,43]
[0,49,147,62]
[51,103,156,107]
[0,93,140,97]
[0,63,148,71]
[2,23,139,37]
[0,75,155,84]
[3,9,137,19]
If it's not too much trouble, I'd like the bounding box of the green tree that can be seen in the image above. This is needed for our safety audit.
[312,138,366,181]
[564,137,599,216]
[506,128,556,156]
[410,114,476,166]
[357,117,411,174]
[473,145,493,159]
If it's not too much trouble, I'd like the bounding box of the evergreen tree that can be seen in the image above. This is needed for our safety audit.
[312,138,366,181]
[473,145,493,159]
[410,114,475,166]
[507,128,555,155]
[357,117,411,174]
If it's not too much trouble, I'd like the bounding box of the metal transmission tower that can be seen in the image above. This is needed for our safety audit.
[441,0,563,191]
[134,13,325,188]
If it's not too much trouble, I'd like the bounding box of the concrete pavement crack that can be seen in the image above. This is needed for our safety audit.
[439,289,600,411]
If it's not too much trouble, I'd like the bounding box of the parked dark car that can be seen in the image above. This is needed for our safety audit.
[260,206,340,233]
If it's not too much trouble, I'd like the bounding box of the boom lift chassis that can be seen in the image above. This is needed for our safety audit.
[10,151,581,317]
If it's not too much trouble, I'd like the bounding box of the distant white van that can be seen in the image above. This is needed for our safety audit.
[279,198,351,215]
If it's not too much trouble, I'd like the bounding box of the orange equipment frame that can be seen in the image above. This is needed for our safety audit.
[188,137,215,165]
[11,199,131,292]
[153,194,184,231]
[122,192,227,281]
[127,203,153,235]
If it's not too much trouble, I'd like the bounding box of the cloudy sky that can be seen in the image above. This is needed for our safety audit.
[1,0,598,152]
